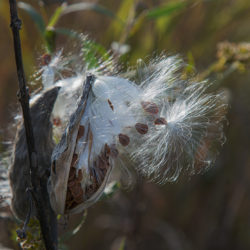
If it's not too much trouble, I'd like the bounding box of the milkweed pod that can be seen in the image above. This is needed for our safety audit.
[48,75,113,214]
[47,56,228,214]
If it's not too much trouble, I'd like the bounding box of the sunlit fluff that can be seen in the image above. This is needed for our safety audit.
[114,56,227,183]
[130,58,227,182]
[49,56,227,182]
[45,55,227,213]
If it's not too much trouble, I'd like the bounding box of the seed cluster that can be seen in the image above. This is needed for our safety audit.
[85,144,111,198]
[65,154,84,210]
[65,99,168,211]
[65,124,118,211]
[117,101,168,148]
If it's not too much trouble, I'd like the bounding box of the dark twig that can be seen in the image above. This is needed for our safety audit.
[8,0,58,249]
[9,0,36,181]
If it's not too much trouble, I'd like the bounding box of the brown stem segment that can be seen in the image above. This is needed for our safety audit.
[9,0,36,177]
[8,1,58,249]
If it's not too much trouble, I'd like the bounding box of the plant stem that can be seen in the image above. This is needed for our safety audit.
[8,0,58,249]
[9,0,36,178]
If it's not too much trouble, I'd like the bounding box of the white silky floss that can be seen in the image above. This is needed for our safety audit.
[44,55,227,214]
[73,76,141,203]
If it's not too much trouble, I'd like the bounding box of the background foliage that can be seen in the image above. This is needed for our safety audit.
[1,0,250,249]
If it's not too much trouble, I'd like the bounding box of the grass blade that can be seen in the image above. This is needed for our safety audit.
[18,2,46,34]
[62,3,118,20]
[47,5,65,28]
[147,1,186,19]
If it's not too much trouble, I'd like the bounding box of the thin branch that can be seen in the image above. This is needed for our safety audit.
[9,0,36,181]
[8,1,58,249]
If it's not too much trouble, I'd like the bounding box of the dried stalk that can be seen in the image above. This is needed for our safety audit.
[8,0,58,249]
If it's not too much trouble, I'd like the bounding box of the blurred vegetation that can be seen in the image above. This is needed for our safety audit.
[1,0,250,249]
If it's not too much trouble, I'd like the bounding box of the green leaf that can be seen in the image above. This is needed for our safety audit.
[147,1,186,19]
[18,2,46,34]
[44,28,56,54]
[61,3,118,20]
[47,5,65,28]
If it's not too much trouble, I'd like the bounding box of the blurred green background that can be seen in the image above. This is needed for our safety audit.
[1,0,250,249]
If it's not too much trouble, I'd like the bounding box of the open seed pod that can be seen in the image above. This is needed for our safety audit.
[48,56,228,215]
[48,74,140,215]
[48,75,95,214]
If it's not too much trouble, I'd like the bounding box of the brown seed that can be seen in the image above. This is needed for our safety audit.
[71,153,78,167]
[71,183,84,198]
[104,144,111,157]
[68,180,76,188]
[154,117,167,125]
[100,168,107,178]
[135,123,148,134]
[52,161,56,174]
[141,101,159,115]
[53,117,61,126]
[77,125,85,140]
[66,190,72,202]
[68,167,76,181]
[76,169,83,182]
[90,178,98,190]
[92,170,101,187]
[118,133,130,146]
[107,99,114,111]
[95,169,105,182]
[98,156,108,170]
[104,146,110,161]
[85,184,96,198]
[42,53,51,66]
[74,194,84,204]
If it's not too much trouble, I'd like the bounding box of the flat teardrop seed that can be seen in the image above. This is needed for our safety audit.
[135,123,148,134]
[104,144,111,157]
[68,180,76,188]
[52,161,56,174]
[42,53,51,66]
[85,184,97,198]
[118,133,130,146]
[68,167,76,181]
[71,153,78,167]
[74,194,84,203]
[98,156,108,170]
[154,117,167,125]
[107,99,114,111]
[77,125,85,140]
[66,190,72,202]
[141,101,159,114]
[71,183,84,198]
[53,117,61,126]
[76,169,83,182]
